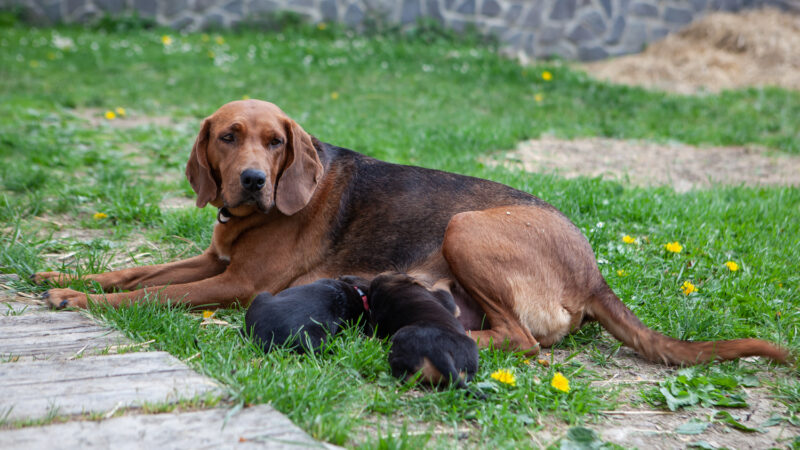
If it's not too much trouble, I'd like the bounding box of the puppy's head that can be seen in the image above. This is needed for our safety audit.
[186,99,323,216]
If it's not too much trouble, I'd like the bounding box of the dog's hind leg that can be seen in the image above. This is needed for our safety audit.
[442,205,592,354]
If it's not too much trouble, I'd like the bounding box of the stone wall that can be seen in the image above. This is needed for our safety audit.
[3,0,798,60]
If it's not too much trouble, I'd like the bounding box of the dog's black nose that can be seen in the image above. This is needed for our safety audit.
[240,169,267,192]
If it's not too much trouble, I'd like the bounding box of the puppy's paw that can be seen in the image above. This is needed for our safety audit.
[42,288,90,309]
[32,271,73,286]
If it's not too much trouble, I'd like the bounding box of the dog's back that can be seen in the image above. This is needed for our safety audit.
[368,273,479,390]
[244,278,367,353]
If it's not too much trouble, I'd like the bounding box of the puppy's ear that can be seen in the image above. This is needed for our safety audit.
[185,118,219,208]
[432,289,458,315]
[275,119,323,216]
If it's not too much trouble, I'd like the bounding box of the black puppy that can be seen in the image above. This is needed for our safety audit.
[243,277,370,354]
[366,272,479,391]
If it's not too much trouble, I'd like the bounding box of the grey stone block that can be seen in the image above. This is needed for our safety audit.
[649,26,669,40]
[72,5,101,23]
[445,0,457,9]
[599,0,612,17]
[538,25,562,44]
[41,1,63,23]
[689,0,707,11]
[344,3,364,25]
[482,0,502,17]
[579,10,606,34]
[522,7,540,28]
[524,32,536,55]
[402,0,421,24]
[711,0,743,11]
[629,1,657,17]
[223,0,243,15]
[94,0,126,14]
[502,30,523,47]
[320,0,337,20]
[132,0,157,17]
[605,15,625,44]
[163,0,189,18]
[567,23,595,43]
[449,18,467,31]
[549,0,576,20]
[65,0,83,16]
[195,0,217,12]
[425,0,445,23]
[203,12,226,27]
[619,20,646,52]
[250,1,279,14]
[457,0,475,15]
[578,44,608,61]
[504,3,522,25]
[664,6,693,24]
[171,14,195,29]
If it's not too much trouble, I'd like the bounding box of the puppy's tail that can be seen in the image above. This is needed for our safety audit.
[586,282,789,366]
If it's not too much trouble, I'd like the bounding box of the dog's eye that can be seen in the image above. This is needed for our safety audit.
[220,133,234,143]
[269,138,283,146]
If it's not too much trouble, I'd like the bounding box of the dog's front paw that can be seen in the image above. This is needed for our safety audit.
[32,271,73,286]
[42,288,90,309]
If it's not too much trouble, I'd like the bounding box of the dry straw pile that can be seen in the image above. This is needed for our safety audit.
[584,8,800,93]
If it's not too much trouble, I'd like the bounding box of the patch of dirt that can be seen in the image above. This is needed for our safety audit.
[583,8,800,94]
[490,136,800,191]
[536,335,797,449]
[71,108,179,130]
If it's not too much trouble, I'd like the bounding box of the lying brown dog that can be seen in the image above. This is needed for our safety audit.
[35,99,788,365]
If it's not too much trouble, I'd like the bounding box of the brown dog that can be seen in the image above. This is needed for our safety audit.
[35,99,788,365]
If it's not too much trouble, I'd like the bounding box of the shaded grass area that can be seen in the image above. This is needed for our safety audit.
[1,18,798,448]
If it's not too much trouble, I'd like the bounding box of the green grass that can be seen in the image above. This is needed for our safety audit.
[0,15,798,448]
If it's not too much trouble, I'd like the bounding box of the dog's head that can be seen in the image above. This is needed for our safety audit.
[186,100,323,216]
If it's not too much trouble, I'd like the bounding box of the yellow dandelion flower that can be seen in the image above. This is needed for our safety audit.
[202,310,215,319]
[241,94,250,100]
[317,22,327,30]
[664,241,683,253]
[207,50,216,58]
[542,70,553,81]
[330,91,339,100]
[551,372,570,392]
[490,369,516,386]
[724,261,739,272]
[201,34,210,42]
[215,36,225,45]
[47,52,56,60]
[522,358,531,365]
[161,35,173,46]
[534,93,543,102]
[616,269,626,276]
[104,110,116,120]
[93,212,108,220]
[115,107,126,117]
[29,60,40,68]
[622,235,636,244]
[681,280,696,296]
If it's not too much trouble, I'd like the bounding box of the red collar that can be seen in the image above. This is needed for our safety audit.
[353,286,368,311]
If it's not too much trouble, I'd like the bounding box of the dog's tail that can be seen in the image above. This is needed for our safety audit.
[586,283,789,365]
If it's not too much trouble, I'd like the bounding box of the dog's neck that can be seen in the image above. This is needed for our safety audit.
[352,285,369,312]
[217,207,233,224]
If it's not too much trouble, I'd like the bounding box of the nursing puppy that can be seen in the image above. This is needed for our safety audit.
[243,277,370,354]
[367,273,479,391]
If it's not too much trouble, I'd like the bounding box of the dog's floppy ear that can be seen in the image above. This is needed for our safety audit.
[275,119,323,216]
[185,118,219,208]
